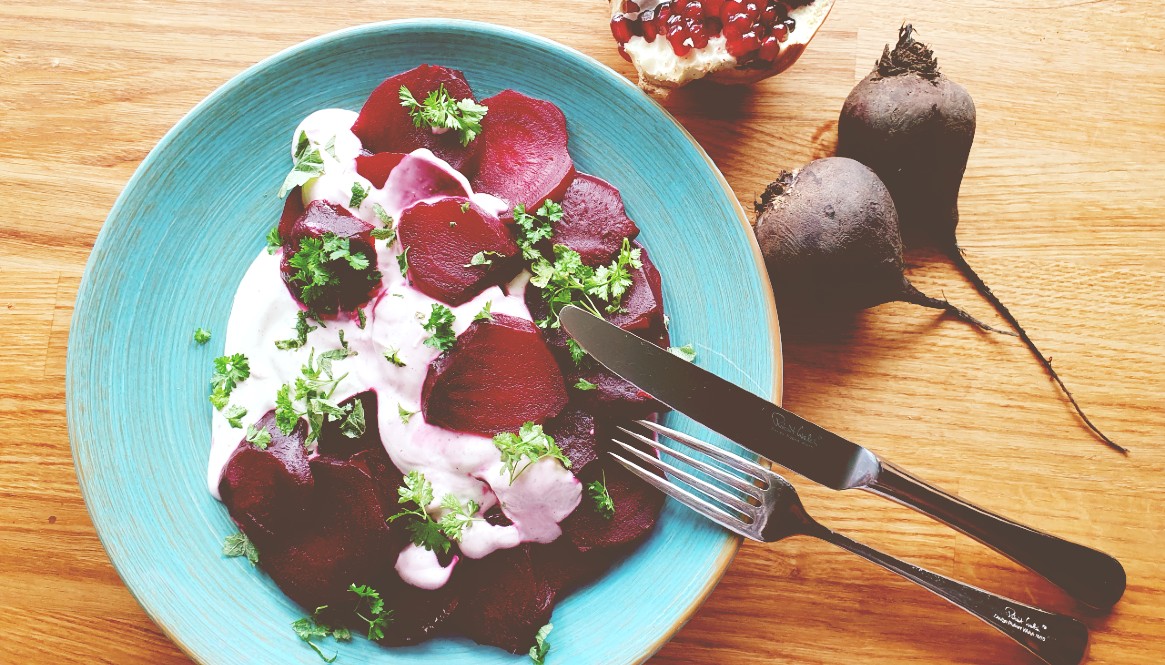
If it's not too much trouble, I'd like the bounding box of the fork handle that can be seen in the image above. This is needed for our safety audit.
[812,525,1089,665]
[866,460,1125,609]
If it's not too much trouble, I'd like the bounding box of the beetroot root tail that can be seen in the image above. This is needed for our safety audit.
[901,282,1017,336]
[950,247,1127,454]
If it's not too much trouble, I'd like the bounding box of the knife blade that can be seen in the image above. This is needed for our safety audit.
[559,305,882,490]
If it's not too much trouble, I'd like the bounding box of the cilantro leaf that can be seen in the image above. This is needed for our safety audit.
[275,311,318,351]
[492,422,571,483]
[193,327,211,345]
[473,300,494,323]
[279,131,327,199]
[398,403,417,425]
[399,84,488,147]
[222,531,259,565]
[349,181,369,208]
[669,344,697,363]
[586,471,615,520]
[245,423,271,449]
[420,303,457,352]
[210,353,250,411]
[530,623,552,664]
[573,378,597,391]
[383,346,406,367]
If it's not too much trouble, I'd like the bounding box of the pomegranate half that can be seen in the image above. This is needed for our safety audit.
[610,0,835,96]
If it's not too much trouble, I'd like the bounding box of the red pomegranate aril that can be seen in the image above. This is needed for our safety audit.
[742,2,760,19]
[622,0,641,11]
[720,0,744,20]
[692,30,710,48]
[681,1,703,19]
[611,15,633,43]
[772,22,789,42]
[703,0,725,15]
[618,43,632,61]
[642,19,659,42]
[758,35,781,61]
[726,12,752,31]
[760,5,778,23]
[657,3,673,20]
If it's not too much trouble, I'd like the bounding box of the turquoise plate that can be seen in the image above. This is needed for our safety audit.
[68,19,781,665]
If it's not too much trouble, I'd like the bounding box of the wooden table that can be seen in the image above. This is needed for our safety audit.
[2,1,1162,663]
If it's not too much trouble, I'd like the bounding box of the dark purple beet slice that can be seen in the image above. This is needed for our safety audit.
[377,579,460,646]
[545,407,598,470]
[351,65,476,170]
[422,314,567,435]
[568,357,664,420]
[218,411,313,546]
[278,185,305,242]
[398,197,519,305]
[549,173,640,265]
[523,282,570,359]
[280,200,380,317]
[354,152,407,188]
[316,391,382,461]
[452,545,556,654]
[561,457,664,552]
[529,539,616,597]
[468,89,575,212]
[606,241,664,333]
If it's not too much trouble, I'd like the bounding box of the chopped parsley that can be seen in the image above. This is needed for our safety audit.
[274,345,359,446]
[669,344,697,363]
[292,605,349,663]
[244,423,271,449]
[530,238,641,328]
[371,205,396,243]
[460,201,471,213]
[222,531,259,566]
[398,403,417,425]
[465,250,504,268]
[193,327,211,345]
[348,584,393,641]
[209,353,250,410]
[399,84,488,146]
[286,232,372,307]
[275,311,318,351]
[573,378,597,391]
[388,471,480,554]
[420,303,457,352]
[349,181,369,208]
[339,398,366,439]
[530,623,553,664]
[586,472,615,520]
[513,201,561,260]
[397,247,410,280]
[279,131,328,199]
[566,338,586,365]
[383,346,406,367]
[356,308,367,330]
[266,225,282,254]
[473,300,494,323]
[492,422,571,483]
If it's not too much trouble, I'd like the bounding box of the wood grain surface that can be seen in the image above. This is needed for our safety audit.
[2,1,1162,663]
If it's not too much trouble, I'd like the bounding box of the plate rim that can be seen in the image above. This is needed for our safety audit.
[67,17,783,665]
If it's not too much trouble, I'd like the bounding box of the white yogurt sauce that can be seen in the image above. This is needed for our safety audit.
[208,110,582,590]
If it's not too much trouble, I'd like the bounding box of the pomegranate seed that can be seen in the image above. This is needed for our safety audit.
[772,23,789,42]
[703,0,725,15]
[643,19,659,42]
[666,13,684,28]
[720,0,743,22]
[760,6,778,24]
[742,2,760,19]
[610,15,633,43]
[657,3,673,20]
[784,17,796,32]
[618,43,632,61]
[726,29,761,57]
[758,35,780,61]
[681,1,703,19]
[692,30,710,48]
[727,12,752,33]
[622,0,641,12]
[668,31,692,56]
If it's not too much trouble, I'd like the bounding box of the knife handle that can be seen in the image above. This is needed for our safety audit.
[866,461,1125,609]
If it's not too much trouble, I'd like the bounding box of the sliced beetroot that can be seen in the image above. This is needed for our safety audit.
[422,314,567,435]
[606,241,664,333]
[469,89,575,211]
[278,185,305,242]
[352,64,475,170]
[218,411,313,545]
[561,457,664,552]
[545,407,598,471]
[398,197,518,305]
[569,358,664,420]
[452,545,556,654]
[316,391,382,461]
[376,579,460,646]
[524,283,570,359]
[529,539,616,597]
[280,200,380,316]
[550,173,640,265]
[354,151,407,188]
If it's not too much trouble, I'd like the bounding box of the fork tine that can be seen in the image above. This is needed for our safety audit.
[634,419,771,480]
[616,427,765,502]
[609,452,757,541]
[610,438,758,516]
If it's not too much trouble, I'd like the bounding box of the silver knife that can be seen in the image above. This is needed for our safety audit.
[560,304,1125,609]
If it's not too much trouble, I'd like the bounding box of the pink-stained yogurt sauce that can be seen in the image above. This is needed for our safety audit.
[208,109,581,591]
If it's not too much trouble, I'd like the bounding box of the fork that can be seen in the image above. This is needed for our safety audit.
[612,420,1089,665]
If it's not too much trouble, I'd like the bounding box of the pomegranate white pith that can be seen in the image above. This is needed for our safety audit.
[610,0,835,95]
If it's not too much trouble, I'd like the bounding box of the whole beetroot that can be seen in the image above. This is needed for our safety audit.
[754,157,1007,333]
[838,25,1122,452]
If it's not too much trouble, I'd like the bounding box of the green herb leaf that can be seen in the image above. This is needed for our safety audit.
[292,608,341,663]
[529,237,641,327]
[383,346,406,367]
[349,181,369,208]
[348,583,393,640]
[373,203,393,225]
[279,131,327,199]
[512,201,560,260]
[275,384,298,434]
[566,339,586,365]
[287,232,372,306]
[437,494,480,542]
[339,399,365,439]
[210,353,250,410]
[530,623,553,664]
[586,471,615,520]
[669,344,697,363]
[245,423,271,450]
[193,327,211,345]
[221,404,246,429]
[356,308,367,330]
[573,378,597,391]
[492,422,571,483]
[275,311,318,351]
[397,246,410,280]
[473,300,494,323]
[388,471,478,554]
[420,303,457,352]
[460,201,471,213]
[222,531,259,565]
[465,250,505,268]
[398,403,417,425]
[266,225,282,254]
[399,84,488,147]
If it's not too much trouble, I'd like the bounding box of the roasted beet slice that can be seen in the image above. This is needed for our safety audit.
[277,185,305,242]
[529,539,616,596]
[352,65,476,170]
[469,90,575,211]
[377,579,460,646]
[354,151,407,188]
[550,173,640,265]
[316,391,382,461]
[545,407,599,470]
[561,457,664,552]
[398,197,518,305]
[569,358,664,420]
[523,283,571,359]
[218,412,313,545]
[453,545,555,654]
[422,314,567,435]
[280,200,380,316]
[607,241,664,332]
